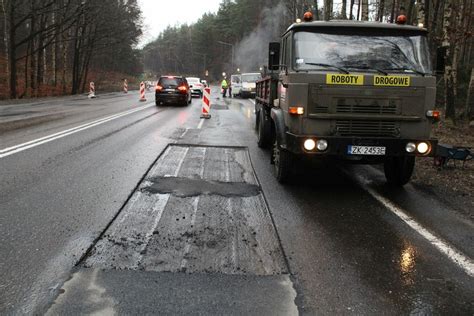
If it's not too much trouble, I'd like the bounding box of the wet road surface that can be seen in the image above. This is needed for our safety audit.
[0,88,472,314]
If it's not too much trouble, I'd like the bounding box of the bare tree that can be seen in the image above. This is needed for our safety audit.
[341,0,347,19]
[361,0,369,20]
[466,68,474,123]
[442,0,460,121]
[1,0,9,91]
[324,0,333,20]
[377,0,385,21]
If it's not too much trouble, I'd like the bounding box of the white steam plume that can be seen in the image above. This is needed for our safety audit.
[234,2,287,73]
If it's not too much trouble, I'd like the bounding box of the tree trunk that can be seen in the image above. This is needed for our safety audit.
[52,7,57,86]
[61,31,68,94]
[406,0,415,24]
[417,0,426,26]
[324,0,332,20]
[8,0,16,98]
[425,0,430,29]
[71,32,81,94]
[361,0,369,20]
[377,0,385,21]
[36,16,45,92]
[313,0,319,20]
[357,0,361,20]
[341,0,347,19]
[443,0,456,122]
[390,0,397,22]
[24,41,29,98]
[349,0,355,19]
[1,0,9,92]
[466,68,474,122]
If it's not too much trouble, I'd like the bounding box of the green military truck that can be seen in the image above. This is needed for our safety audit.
[255,20,441,185]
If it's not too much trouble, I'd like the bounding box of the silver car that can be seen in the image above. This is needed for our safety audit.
[186,77,204,97]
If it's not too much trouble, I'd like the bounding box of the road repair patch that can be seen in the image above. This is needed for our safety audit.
[82,144,287,275]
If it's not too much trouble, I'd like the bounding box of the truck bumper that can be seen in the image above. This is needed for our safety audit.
[283,133,438,158]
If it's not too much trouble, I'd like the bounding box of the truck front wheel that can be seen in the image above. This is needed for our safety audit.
[384,156,415,186]
[272,138,292,183]
[257,111,271,148]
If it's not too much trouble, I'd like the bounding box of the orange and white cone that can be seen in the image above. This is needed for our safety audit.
[88,82,96,98]
[123,79,128,93]
[200,87,211,119]
[139,81,146,102]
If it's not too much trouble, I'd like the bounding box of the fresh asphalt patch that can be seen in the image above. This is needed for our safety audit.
[47,144,294,314]
[143,176,261,197]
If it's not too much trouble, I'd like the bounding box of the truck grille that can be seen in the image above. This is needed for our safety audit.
[336,120,399,137]
[336,102,398,114]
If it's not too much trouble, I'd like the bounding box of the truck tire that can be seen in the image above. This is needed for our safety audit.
[272,138,292,183]
[384,156,415,186]
[257,111,271,148]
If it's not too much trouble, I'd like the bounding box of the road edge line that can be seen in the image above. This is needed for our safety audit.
[350,172,474,277]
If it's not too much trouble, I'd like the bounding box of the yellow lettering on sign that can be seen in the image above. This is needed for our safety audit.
[326,74,364,85]
[374,75,411,87]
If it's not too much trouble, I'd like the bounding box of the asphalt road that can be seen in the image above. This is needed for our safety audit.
[0,88,472,314]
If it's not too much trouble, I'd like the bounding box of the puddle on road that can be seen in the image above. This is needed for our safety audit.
[82,145,287,276]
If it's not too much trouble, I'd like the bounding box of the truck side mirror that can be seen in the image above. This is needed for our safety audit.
[268,42,280,71]
[436,46,447,75]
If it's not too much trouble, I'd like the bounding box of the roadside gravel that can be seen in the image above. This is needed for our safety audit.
[412,121,474,219]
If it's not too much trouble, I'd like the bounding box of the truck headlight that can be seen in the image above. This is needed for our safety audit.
[316,139,328,151]
[304,139,316,151]
[417,142,430,154]
[405,142,416,153]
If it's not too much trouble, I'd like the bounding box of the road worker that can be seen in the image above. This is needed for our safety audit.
[221,77,229,97]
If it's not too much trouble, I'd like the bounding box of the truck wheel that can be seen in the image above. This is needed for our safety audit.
[257,111,271,148]
[272,138,292,183]
[384,156,415,186]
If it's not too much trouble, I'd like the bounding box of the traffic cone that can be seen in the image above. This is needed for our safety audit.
[88,82,96,98]
[201,87,211,119]
[139,81,146,102]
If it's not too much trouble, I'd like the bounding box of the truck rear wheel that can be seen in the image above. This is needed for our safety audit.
[384,156,415,186]
[257,111,271,148]
[272,138,292,183]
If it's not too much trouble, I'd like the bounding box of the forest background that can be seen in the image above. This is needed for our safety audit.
[1,0,473,123]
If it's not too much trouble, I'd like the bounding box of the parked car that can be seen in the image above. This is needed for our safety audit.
[201,79,208,87]
[155,76,191,106]
[240,72,261,98]
[186,77,204,97]
[231,74,242,97]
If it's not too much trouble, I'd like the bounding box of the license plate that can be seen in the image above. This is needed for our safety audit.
[348,145,386,155]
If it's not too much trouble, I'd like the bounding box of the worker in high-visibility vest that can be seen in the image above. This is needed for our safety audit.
[221,78,229,98]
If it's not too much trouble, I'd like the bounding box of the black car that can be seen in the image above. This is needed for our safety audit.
[155,76,192,106]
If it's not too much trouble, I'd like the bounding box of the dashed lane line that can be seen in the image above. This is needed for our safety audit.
[0,103,155,159]
[197,118,205,129]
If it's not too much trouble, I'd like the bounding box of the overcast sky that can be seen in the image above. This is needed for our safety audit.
[138,0,223,47]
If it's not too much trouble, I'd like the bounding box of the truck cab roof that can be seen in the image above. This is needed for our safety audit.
[285,20,428,36]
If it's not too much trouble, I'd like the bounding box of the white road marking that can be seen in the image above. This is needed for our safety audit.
[179,128,189,139]
[0,103,155,158]
[180,197,199,270]
[197,118,205,129]
[353,174,474,277]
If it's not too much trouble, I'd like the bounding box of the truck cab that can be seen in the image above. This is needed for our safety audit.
[255,20,439,185]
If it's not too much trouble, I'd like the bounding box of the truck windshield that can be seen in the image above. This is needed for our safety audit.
[242,74,261,82]
[293,31,432,74]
